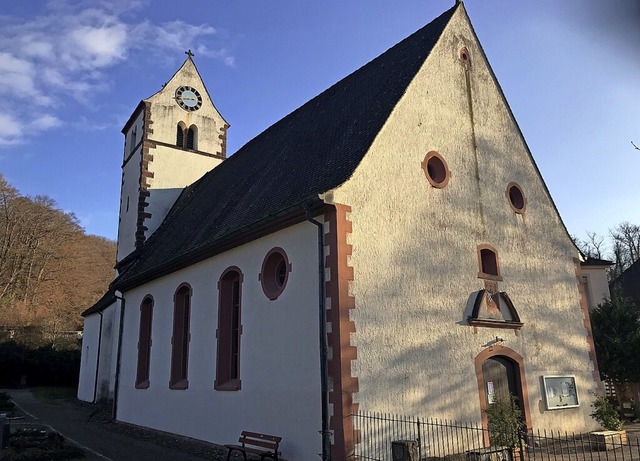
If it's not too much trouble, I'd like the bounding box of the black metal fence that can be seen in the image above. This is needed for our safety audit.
[351,411,640,461]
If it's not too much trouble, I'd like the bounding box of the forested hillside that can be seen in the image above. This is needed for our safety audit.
[0,174,115,347]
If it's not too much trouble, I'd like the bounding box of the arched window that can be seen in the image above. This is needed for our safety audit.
[477,244,502,281]
[176,124,184,147]
[135,296,153,389]
[186,125,197,150]
[170,284,191,389]
[215,268,243,391]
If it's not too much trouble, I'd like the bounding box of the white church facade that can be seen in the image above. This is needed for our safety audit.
[78,4,603,459]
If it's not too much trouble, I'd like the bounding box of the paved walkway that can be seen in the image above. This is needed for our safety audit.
[4,389,229,461]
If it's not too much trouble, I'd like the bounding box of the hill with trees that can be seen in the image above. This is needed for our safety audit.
[0,173,115,348]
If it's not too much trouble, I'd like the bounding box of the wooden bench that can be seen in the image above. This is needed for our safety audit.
[225,431,282,461]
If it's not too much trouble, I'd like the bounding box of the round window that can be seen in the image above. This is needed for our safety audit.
[422,151,451,189]
[260,247,291,300]
[506,182,526,214]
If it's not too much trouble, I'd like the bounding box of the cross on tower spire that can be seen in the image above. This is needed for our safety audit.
[185,49,194,58]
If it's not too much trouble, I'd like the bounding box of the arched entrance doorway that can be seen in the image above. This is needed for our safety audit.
[475,347,531,445]
[482,356,518,406]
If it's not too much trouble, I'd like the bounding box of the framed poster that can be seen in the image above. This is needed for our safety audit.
[543,376,579,410]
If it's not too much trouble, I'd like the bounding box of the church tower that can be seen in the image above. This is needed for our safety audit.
[116,53,229,265]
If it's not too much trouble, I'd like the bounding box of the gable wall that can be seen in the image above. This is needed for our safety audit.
[146,59,228,156]
[115,221,323,460]
[332,8,599,432]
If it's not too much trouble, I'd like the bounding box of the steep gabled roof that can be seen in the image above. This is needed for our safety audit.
[114,5,458,291]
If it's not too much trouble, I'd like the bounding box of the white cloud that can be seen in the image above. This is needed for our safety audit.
[0,4,233,147]
[0,112,62,146]
[66,23,128,69]
[0,114,22,144]
[30,115,62,131]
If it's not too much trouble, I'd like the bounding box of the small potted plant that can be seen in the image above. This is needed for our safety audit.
[590,394,627,449]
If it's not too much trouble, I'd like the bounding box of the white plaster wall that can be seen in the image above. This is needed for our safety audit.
[116,222,322,460]
[100,303,119,401]
[78,303,119,402]
[144,145,223,237]
[581,267,611,309]
[332,8,599,433]
[78,314,100,402]
[116,127,143,262]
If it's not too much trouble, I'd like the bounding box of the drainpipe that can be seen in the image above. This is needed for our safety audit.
[305,205,331,461]
[112,292,126,422]
[92,311,104,403]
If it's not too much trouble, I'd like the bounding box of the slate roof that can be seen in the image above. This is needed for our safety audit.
[581,257,614,267]
[82,287,117,317]
[114,4,458,291]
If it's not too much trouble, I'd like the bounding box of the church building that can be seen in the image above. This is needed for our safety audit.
[78,4,602,459]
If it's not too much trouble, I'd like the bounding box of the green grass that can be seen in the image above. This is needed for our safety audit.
[31,386,77,403]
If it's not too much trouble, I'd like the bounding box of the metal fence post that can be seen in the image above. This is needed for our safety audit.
[0,413,8,449]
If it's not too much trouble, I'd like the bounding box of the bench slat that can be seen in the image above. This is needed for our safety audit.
[241,431,281,443]
[239,437,278,450]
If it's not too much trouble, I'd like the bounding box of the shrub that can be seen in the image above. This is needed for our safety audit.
[0,341,80,388]
[485,394,525,447]
[590,394,623,431]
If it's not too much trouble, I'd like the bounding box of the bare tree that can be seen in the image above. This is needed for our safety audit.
[607,222,640,280]
[574,231,606,259]
[0,173,116,346]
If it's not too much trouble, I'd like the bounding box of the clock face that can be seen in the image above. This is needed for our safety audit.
[175,86,203,111]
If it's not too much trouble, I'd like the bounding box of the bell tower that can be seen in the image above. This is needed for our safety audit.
[116,52,229,265]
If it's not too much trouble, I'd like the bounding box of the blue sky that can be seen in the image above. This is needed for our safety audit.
[1,0,639,254]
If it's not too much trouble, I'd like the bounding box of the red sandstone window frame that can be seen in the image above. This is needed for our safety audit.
[459,46,471,67]
[215,267,243,391]
[421,151,451,189]
[169,283,191,390]
[506,182,527,214]
[477,244,503,281]
[259,247,292,300]
[135,295,153,389]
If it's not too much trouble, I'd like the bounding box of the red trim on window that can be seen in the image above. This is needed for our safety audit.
[477,244,503,281]
[170,283,191,390]
[215,267,243,391]
[421,151,451,189]
[259,247,292,300]
[506,182,527,214]
[135,296,153,389]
